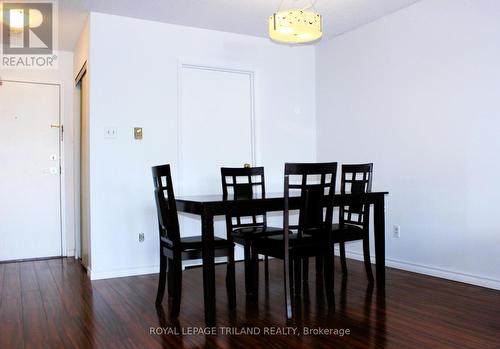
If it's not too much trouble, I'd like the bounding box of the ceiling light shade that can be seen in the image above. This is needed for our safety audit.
[9,9,25,31]
[269,9,322,44]
[7,8,44,32]
[28,9,44,28]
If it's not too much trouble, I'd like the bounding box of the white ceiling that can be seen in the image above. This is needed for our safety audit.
[59,0,421,51]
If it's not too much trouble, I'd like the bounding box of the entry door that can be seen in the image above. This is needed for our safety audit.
[0,80,61,261]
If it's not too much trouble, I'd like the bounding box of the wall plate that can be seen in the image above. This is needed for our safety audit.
[134,127,143,140]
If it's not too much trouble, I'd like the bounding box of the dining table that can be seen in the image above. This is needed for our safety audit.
[175,191,388,325]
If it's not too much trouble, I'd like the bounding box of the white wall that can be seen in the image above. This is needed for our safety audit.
[0,51,76,257]
[86,12,316,279]
[73,17,89,79]
[316,0,500,289]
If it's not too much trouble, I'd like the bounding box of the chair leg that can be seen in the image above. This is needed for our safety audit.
[363,237,374,283]
[156,252,167,305]
[302,257,309,282]
[315,255,323,273]
[170,253,182,318]
[323,252,335,310]
[226,248,236,309]
[284,255,293,320]
[339,242,348,275]
[250,249,260,300]
[264,255,269,283]
[167,258,173,297]
[294,257,301,295]
[243,244,252,295]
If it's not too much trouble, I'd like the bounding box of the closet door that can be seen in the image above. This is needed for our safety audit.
[179,65,255,261]
[179,65,254,195]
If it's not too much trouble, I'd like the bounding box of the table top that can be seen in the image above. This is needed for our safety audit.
[176,191,389,203]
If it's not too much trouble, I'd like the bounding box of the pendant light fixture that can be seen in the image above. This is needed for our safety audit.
[269,0,322,44]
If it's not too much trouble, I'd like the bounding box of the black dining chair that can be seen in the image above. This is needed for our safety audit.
[221,166,282,293]
[334,163,374,282]
[152,164,236,317]
[251,162,338,319]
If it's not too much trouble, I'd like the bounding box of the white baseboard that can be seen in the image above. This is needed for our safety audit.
[66,249,75,257]
[340,249,500,291]
[88,256,250,280]
[87,252,500,291]
[89,265,159,280]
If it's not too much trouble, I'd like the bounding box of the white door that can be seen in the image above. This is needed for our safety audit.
[179,66,255,261]
[179,66,254,195]
[0,80,62,261]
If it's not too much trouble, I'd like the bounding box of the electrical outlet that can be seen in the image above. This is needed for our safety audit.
[104,127,117,139]
[393,225,401,238]
[139,233,145,243]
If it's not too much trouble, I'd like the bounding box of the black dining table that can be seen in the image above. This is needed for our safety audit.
[175,191,388,325]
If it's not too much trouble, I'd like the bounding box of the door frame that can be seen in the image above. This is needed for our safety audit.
[0,78,64,258]
[74,62,88,265]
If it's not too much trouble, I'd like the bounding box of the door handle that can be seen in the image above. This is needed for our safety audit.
[50,124,64,141]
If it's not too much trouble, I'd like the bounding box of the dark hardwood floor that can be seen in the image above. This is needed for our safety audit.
[0,257,498,349]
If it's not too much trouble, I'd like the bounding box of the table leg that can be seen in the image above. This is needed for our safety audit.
[374,196,386,289]
[201,211,216,325]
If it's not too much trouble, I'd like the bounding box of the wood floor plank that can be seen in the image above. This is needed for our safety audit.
[19,261,38,293]
[33,260,90,349]
[0,263,5,304]
[47,258,117,348]
[109,277,197,349]
[94,280,166,348]
[0,257,498,349]
[20,262,65,349]
[2,262,21,301]
[0,263,24,349]
[0,296,24,349]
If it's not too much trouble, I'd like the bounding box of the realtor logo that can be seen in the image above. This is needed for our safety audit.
[1,0,58,68]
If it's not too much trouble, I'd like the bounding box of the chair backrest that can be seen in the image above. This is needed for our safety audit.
[152,164,180,245]
[221,166,267,230]
[284,163,338,237]
[340,163,373,228]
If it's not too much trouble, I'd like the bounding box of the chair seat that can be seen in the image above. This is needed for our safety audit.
[252,233,326,258]
[231,226,283,240]
[162,235,232,251]
[331,223,366,242]
[254,232,317,244]
[286,223,366,243]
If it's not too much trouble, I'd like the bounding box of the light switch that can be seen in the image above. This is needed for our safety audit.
[134,127,143,140]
